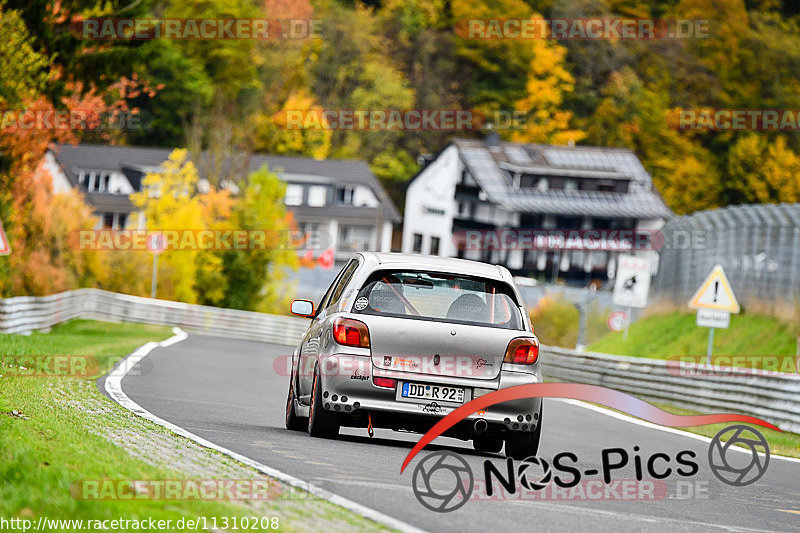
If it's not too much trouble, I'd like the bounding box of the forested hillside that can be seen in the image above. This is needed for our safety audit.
[3,0,800,297]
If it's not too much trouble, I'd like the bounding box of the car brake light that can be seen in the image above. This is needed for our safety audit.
[373,377,396,388]
[332,317,370,348]
[504,337,539,365]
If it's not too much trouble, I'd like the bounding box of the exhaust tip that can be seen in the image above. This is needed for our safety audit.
[473,418,488,434]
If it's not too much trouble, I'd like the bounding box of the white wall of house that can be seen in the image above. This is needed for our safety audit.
[402,144,460,256]
[380,221,393,252]
[353,185,379,207]
[42,151,72,194]
[107,172,134,194]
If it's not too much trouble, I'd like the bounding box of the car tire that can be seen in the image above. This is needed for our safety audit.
[308,364,340,438]
[473,433,504,454]
[505,409,542,460]
[285,376,306,431]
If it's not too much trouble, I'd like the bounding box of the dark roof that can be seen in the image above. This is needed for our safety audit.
[49,144,400,222]
[83,193,136,213]
[451,138,673,219]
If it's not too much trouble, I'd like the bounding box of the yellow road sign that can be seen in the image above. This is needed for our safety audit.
[688,265,739,313]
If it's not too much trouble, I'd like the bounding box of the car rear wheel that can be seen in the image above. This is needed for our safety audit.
[505,410,542,460]
[308,364,340,438]
[285,376,306,431]
[473,433,504,454]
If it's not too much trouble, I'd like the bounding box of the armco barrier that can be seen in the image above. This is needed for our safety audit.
[2,289,798,433]
[0,289,309,346]
[541,346,800,434]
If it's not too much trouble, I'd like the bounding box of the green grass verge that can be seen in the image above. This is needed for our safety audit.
[569,311,800,458]
[589,311,800,371]
[656,403,800,459]
[0,319,388,532]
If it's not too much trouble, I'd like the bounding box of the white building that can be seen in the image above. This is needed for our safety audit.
[402,137,672,286]
[45,144,399,261]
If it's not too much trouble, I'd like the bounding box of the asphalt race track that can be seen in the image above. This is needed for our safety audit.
[115,333,800,532]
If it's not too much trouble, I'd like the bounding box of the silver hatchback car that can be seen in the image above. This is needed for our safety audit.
[285,252,542,459]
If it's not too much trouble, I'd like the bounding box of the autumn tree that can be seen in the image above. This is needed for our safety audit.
[0,5,111,296]
[727,134,800,204]
[130,149,212,303]
[216,166,298,313]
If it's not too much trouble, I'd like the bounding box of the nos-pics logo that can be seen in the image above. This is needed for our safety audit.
[411,425,770,513]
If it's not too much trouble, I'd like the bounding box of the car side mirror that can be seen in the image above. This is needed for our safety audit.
[290,299,315,318]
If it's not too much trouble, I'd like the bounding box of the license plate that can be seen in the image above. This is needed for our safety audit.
[401,382,465,403]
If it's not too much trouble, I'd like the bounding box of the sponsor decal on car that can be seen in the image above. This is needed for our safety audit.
[422,402,444,414]
[392,357,419,369]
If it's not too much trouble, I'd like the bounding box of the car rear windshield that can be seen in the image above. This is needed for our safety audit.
[351,270,524,330]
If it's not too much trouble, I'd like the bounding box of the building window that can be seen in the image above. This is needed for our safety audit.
[336,186,354,205]
[284,184,303,206]
[307,185,327,207]
[413,233,423,253]
[338,225,373,252]
[82,171,112,193]
[118,213,128,229]
[598,181,616,193]
[102,213,114,229]
[563,179,578,191]
[430,236,440,256]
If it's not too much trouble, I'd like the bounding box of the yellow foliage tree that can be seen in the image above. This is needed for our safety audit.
[727,134,800,204]
[130,149,225,303]
[511,18,585,145]
[254,89,332,160]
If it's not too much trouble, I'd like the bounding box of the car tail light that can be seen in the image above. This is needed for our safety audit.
[373,377,396,389]
[504,337,539,365]
[333,317,370,348]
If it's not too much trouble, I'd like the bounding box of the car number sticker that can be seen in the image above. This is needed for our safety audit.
[354,296,369,311]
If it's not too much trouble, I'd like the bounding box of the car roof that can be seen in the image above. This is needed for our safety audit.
[357,252,511,282]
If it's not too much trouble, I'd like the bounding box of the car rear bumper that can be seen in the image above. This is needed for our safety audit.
[316,354,542,435]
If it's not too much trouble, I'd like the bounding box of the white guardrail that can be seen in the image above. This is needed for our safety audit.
[0,288,309,346]
[2,289,799,433]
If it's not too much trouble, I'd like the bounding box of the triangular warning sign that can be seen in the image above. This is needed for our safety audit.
[0,218,10,256]
[688,265,739,313]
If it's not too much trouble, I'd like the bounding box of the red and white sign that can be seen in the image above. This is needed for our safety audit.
[0,218,10,256]
[612,254,652,308]
[146,232,167,255]
[607,311,629,332]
